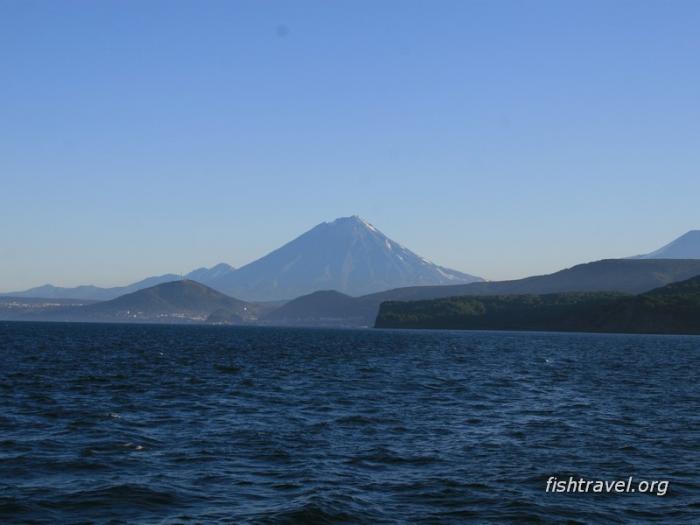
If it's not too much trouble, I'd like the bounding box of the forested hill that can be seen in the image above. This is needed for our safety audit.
[375,276,700,335]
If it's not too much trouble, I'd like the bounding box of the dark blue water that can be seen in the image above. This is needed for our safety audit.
[1,322,699,524]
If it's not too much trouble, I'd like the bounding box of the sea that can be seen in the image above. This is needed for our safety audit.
[1,321,698,524]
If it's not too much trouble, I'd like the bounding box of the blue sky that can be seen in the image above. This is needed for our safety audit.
[1,0,699,291]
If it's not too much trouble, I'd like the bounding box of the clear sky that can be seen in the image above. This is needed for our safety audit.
[1,0,699,291]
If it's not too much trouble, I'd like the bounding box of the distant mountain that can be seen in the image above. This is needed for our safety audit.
[266,259,700,327]
[631,230,700,259]
[185,263,236,285]
[1,264,238,302]
[375,275,700,335]
[41,280,258,324]
[1,274,183,301]
[207,216,481,301]
[1,284,111,301]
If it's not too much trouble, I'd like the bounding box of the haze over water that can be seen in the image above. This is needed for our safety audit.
[1,322,698,524]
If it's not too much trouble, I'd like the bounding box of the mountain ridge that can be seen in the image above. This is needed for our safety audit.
[5,259,700,327]
[265,258,700,326]
[0,274,183,301]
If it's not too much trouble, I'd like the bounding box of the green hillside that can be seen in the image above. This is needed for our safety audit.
[375,275,700,335]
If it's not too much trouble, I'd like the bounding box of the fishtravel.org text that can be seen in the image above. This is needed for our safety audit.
[546,476,668,496]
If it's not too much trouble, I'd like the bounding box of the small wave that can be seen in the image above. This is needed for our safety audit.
[0,497,30,515]
[348,447,439,466]
[121,442,145,451]
[334,415,381,426]
[214,364,242,374]
[253,499,374,525]
[42,484,179,510]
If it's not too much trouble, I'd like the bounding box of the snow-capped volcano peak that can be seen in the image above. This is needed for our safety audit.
[327,215,377,231]
[206,216,483,301]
